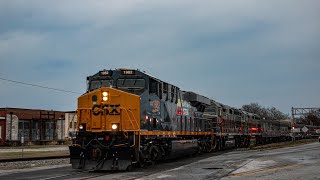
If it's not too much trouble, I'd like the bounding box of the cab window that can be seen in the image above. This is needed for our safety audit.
[89,79,112,91]
[117,79,145,89]
[90,80,101,91]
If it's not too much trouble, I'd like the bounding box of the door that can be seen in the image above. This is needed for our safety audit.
[0,120,5,145]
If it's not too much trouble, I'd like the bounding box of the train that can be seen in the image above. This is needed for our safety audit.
[69,68,292,171]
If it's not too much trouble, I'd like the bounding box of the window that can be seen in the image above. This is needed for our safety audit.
[101,80,113,87]
[90,80,101,90]
[18,120,30,140]
[117,79,145,89]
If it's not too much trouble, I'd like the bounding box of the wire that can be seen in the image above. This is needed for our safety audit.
[0,77,82,94]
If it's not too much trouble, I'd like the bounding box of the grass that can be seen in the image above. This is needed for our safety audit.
[0,150,69,160]
[0,144,68,149]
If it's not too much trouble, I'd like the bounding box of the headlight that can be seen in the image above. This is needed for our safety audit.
[79,124,86,131]
[102,92,108,97]
[102,92,109,101]
[112,123,118,130]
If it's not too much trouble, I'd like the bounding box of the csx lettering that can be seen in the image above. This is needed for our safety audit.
[92,104,120,116]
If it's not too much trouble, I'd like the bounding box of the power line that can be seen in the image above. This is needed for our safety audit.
[0,77,82,94]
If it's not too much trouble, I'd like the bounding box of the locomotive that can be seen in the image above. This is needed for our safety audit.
[69,68,291,171]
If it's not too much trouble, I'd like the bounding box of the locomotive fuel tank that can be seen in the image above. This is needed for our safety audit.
[168,139,199,158]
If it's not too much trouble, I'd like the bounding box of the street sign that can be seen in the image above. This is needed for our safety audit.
[302,126,308,133]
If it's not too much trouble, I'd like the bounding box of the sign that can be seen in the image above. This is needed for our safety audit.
[316,129,320,134]
[0,117,5,120]
[99,70,112,76]
[302,126,308,133]
[121,70,135,75]
[92,104,120,116]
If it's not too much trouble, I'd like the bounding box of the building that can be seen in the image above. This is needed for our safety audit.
[65,111,77,141]
[0,107,66,146]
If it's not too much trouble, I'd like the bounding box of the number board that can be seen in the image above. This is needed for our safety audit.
[99,70,112,76]
[121,70,135,75]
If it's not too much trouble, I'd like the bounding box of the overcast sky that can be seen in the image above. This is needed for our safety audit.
[0,0,319,114]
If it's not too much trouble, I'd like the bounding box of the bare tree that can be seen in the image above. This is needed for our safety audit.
[242,103,289,120]
[242,103,262,115]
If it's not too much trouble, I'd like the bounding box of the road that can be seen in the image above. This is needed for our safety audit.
[0,142,319,179]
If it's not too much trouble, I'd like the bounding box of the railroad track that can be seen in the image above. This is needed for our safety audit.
[0,155,70,163]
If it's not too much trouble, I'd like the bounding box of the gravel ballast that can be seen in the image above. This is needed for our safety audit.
[0,158,70,170]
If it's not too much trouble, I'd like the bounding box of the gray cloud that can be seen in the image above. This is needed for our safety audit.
[0,0,319,113]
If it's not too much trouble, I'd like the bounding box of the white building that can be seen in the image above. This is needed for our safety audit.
[65,111,77,140]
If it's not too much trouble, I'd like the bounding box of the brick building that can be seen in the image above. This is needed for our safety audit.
[0,107,66,146]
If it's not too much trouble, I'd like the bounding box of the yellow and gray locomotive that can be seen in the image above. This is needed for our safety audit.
[69,68,290,170]
[69,68,216,170]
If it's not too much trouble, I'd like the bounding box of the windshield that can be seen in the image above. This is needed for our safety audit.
[116,78,145,89]
[89,80,113,91]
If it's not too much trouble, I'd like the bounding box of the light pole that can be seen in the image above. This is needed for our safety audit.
[291,107,295,143]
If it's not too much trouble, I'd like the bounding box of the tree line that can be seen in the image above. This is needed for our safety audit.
[241,102,289,120]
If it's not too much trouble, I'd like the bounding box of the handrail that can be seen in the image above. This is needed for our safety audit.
[120,107,139,130]
[127,108,140,128]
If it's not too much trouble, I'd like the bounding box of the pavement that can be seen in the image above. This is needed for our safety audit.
[130,142,320,180]
[0,142,319,179]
